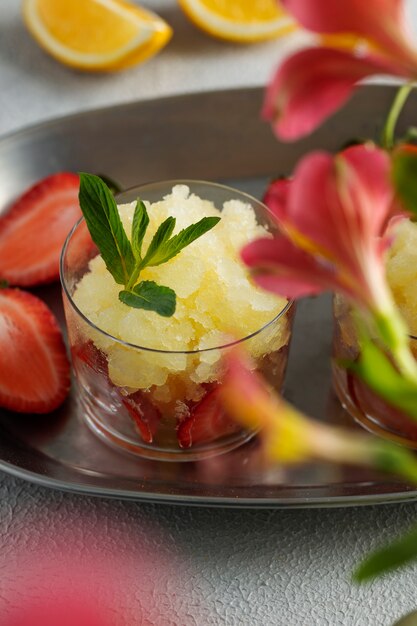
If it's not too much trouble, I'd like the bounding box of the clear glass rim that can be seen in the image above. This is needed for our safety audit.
[60,179,292,355]
[334,293,417,343]
[114,178,277,214]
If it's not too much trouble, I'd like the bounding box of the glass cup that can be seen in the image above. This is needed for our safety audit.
[60,180,295,461]
[332,294,417,447]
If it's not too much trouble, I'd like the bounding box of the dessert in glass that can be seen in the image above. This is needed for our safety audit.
[333,219,417,447]
[61,179,294,461]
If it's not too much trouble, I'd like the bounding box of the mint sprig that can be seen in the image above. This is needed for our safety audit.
[78,174,220,317]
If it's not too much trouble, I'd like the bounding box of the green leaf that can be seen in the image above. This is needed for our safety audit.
[370,440,417,484]
[119,281,176,317]
[131,200,149,260]
[143,216,220,268]
[95,174,122,195]
[392,148,417,219]
[78,173,135,285]
[347,336,417,421]
[141,216,176,267]
[354,523,417,582]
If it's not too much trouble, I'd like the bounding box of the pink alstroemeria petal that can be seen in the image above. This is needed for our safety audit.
[242,237,349,299]
[281,0,417,70]
[262,177,291,222]
[288,145,393,274]
[220,348,276,432]
[243,144,395,311]
[340,145,394,236]
[263,47,405,141]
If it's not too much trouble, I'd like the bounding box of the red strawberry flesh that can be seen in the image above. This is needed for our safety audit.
[0,289,70,413]
[72,340,108,378]
[122,391,161,444]
[177,386,239,449]
[0,172,81,286]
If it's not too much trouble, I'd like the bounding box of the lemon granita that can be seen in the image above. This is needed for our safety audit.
[386,218,417,339]
[62,179,293,459]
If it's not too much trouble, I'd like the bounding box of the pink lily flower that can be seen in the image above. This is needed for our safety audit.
[242,144,394,313]
[265,0,417,140]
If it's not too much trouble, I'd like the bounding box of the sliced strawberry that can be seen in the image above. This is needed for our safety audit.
[122,391,161,444]
[72,340,108,377]
[347,372,417,439]
[177,386,239,449]
[0,172,81,286]
[0,289,70,413]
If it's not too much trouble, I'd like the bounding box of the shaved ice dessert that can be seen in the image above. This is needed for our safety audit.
[333,218,417,446]
[386,219,417,342]
[61,180,293,460]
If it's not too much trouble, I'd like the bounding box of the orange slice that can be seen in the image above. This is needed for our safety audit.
[178,0,295,43]
[23,0,172,71]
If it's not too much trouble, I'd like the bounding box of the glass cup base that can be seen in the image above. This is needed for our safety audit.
[333,366,417,450]
[80,385,257,462]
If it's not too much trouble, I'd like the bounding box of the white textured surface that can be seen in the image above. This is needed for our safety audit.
[0,0,311,136]
[2,1,417,624]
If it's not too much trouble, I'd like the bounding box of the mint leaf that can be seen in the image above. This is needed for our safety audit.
[143,216,220,267]
[95,174,122,195]
[78,173,135,285]
[392,148,417,218]
[354,523,417,582]
[347,336,417,420]
[119,281,176,317]
[141,216,176,267]
[131,200,149,260]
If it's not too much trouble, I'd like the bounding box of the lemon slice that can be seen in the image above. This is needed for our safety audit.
[23,0,172,71]
[178,0,295,43]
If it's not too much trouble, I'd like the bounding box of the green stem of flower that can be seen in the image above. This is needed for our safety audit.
[372,440,417,485]
[374,304,417,382]
[381,83,414,150]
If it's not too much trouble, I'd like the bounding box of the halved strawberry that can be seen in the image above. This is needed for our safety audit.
[0,172,81,286]
[122,391,161,444]
[0,289,70,413]
[177,386,239,449]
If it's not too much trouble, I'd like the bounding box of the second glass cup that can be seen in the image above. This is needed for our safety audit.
[61,180,294,461]
[332,294,417,447]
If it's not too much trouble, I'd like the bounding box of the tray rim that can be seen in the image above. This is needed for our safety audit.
[0,85,262,148]
[1,84,416,508]
[2,457,417,508]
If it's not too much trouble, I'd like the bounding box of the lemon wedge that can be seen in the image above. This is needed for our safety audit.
[23,0,172,71]
[177,0,295,43]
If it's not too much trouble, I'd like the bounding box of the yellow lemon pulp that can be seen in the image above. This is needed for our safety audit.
[23,0,172,71]
[178,0,296,42]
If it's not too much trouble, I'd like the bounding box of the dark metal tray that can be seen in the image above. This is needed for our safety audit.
[1,85,416,507]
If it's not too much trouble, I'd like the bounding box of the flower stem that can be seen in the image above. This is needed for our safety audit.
[381,83,414,150]
[372,439,417,485]
[374,304,417,381]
